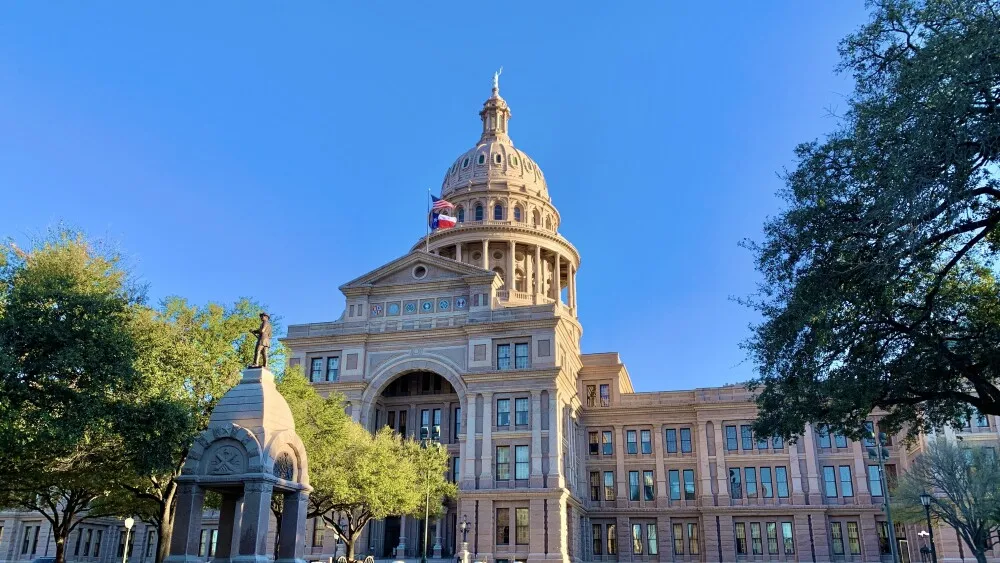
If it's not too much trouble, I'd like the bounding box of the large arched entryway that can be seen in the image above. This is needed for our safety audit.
[360,362,465,559]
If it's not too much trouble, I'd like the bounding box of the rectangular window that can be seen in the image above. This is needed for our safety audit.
[432,408,441,441]
[729,467,742,498]
[588,432,599,455]
[420,409,430,440]
[688,523,699,555]
[772,435,784,449]
[863,421,876,446]
[607,524,617,555]
[198,530,209,557]
[683,469,696,499]
[310,358,323,382]
[741,425,753,450]
[83,529,92,557]
[515,508,529,545]
[839,465,854,497]
[497,344,511,370]
[312,518,324,547]
[669,469,681,500]
[823,466,837,497]
[680,428,692,452]
[604,471,615,501]
[590,472,600,501]
[726,425,738,451]
[643,470,655,500]
[818,425,832,448]
[496,399,510,426]
[640,430,652,454]
[868,464,884,496]
[761,467,773,498]
[514,398,529,425]
[781,522,794,554]
[600,384,610,407]
[745,467,758,498]
[398,409,407,437]
[326,356,339,381]
[496,509,510,545]
[496,446,510,480]
[451,456,460,483]
[673,523,684,555]
[834,432,848,448]
[144,530,155,558]
[976,410,990,427]
[602,431,613,455]
[631,524,643,555]
[94,530,102,558]
[454,407,461,437]
[665,428,678,453]
[514,343,529,368]
[586,385,597,408]
[647,523,658,555]
[626,430,638,454]
[629,471,640,501]
[776,466,789,498]
[878,522,891,555]
[74,529,83,556]
[592,524,602,555]
[750,522,762,555]
[847,522,861,555]
[831,522,844,555]
[514,445,529,479]
[757,434,769,450]
[766,522,778,555]
[886,463,898,490]
[21,526,32,555]
[735,522,747,555]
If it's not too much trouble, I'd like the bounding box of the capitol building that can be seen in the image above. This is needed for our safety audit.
[2,82,999,563]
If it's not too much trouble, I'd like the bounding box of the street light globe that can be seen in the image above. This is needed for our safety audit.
[920,491,932,507]
[124,517,135,530]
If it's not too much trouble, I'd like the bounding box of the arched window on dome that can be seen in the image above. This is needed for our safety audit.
[545,216,552,230]
[514,206,522,222]
[475,205,484,221]
[532,209,540,226]
[462,157,470,169]
[512,155,519,167]
[478,154,486,165]
[456,207,465,223]
[495,154,502,164]
[494,204,504,221]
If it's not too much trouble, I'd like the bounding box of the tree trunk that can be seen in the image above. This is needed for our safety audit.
[155,483,177,563]
[346,535,358,562]
[974,550,988,563]
[54,535,67,563]
[272,511,282,559]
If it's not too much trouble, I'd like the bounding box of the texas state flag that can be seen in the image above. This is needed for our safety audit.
[430,212,457,230]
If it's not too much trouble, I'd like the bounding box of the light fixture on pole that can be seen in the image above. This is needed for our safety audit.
[122,517,135,563]
[867,425,899,563]
[920,491,938,563]
[459,515,469,543]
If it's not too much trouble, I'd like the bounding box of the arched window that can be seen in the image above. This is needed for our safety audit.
[545,216,552,229]
[462,157,470,169]
[495,154,502,164]
[475,205,484,221]
[515,270,526,292]
[478,154,486,165]
[494,204,504,220]
[457,207,465,222]
[532,210,540,226]
[514,206,522,222]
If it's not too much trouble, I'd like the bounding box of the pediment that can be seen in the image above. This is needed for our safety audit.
[339,251,494,293]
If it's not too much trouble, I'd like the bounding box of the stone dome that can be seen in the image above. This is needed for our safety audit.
[440,85,549,199]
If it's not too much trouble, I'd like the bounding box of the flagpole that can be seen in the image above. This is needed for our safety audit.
[425,188,431,253]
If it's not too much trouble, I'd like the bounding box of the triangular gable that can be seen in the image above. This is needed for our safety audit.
[339,250,494,293]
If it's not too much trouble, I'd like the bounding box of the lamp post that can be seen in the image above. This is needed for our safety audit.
[458,515,470,563]
[122,517,135,563]
[920,491,938,563]
[867,427,899,563]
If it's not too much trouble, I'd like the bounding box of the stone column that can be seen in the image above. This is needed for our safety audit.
[213,492,243,563]
[480,392,494,484]
[464,395,477,488]
[165,483,206,562]
[276,491,308,563]
[530,390,544,486]
[549,393,564,488]
[481,240,489,269]
[715,421,730,502]
[396,516,407,558]
[456,243,463,263]
[235,481,273,563]
[535,246,543,296]
[433,510,443,558]
[614,425,626,506]
[653,424,667,505]
[569,263,577,313]
[802,424,822,504]
[526,246,534,300]
[553,253,562,302]
[788,438,806,504]
[507,240,515,290]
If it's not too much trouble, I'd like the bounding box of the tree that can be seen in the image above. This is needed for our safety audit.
[744,0,1000,440]
[894,439,1000,563]
[277,370,456,561]
[0,232,188,563]
[120,297,271,563]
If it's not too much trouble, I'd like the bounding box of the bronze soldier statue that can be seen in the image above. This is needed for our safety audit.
[250,312,272,368]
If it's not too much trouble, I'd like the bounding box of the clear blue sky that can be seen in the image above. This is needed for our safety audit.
[0,2,867,392]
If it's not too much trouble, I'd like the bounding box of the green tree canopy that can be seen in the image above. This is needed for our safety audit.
[745,0,1000,440]
[893,440,1000,563]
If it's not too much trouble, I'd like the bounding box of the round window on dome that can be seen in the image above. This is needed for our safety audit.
[478,154,486,165]
[472,251,482,261]
[492,251,503,260]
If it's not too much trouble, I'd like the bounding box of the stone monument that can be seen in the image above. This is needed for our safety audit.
[165,363,310,563]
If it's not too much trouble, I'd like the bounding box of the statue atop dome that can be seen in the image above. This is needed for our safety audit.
[493,66,502,92]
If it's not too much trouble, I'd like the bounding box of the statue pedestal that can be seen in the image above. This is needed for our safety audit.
[458,542,470,563]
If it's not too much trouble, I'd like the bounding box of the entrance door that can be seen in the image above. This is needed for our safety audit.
[382,517,400,558]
